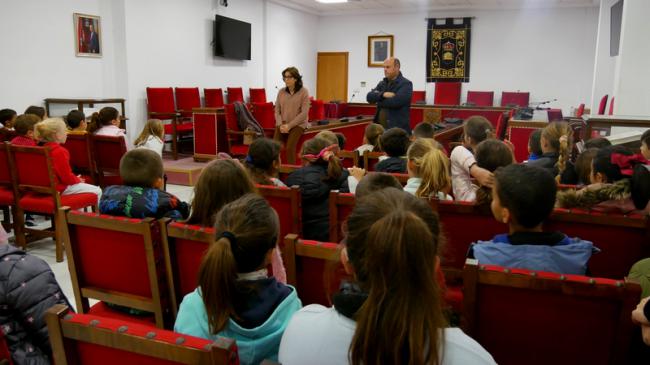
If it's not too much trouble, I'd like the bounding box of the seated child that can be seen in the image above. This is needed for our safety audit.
[411,121,436,140]
[0,108,17,130]
[65,110,87,134]
[100,149,189,220]
[375,127,409,173]
[355,123,384,155]
[175,194,301,365]
[355,172,402,198]
[451,116,495,201]
[527,121,578,184]
[245,138,286,187]
[404,138,452,200]
[286,136,349,242]
[574,148,599,186]
[641,129,650,160]
[556,145,650,213]
[527,129,542,161]
[0,242,71,364]
[469,164,597,275]
[474,139,514,206]
[24,106,46,121]
[33,118,102,200]
[584,137,612,149]
[134,119,164,156]
[89,106,130,149]
[10,114,40,146]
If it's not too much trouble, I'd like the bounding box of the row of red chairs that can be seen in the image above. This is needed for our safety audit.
[62,133,127,188]
[411,86,531,108]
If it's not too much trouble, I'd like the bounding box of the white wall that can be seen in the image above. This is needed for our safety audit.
[317,7,599,114]
[0,0,122,116]
[591,0,618,114]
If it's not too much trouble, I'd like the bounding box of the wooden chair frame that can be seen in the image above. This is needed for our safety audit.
[9,145,97,262]
[258,185,302,237]
[362,150,386,171]
[337,150,359,167]
[328,191,355,243]
[282,234,341,288]
[61,210,172,328]
[46,304,237,365]
[90,134,127,188]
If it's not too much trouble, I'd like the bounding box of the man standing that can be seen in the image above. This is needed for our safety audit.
[88,24,100,53]
[366,57,413,133]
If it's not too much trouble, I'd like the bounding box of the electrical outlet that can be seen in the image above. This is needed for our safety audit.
[360,81,366,87]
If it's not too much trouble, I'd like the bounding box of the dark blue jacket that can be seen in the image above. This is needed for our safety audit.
[366,72,413,133]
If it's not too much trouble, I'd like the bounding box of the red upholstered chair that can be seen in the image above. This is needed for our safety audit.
[63,133,96,184]
[160,222,214,306]
[362,151,386,171]
[608,96,615,115]
[598,94,609,115]
[494,112,509,140]
[223,104,250,157]
[328,191,354,242]
[466,91,494,107]
[0,143,16,234]
[226,87,244,104]
[462,260,640,365]
[204,88,225,108]
[411,90,426,104]
[501,91,530,107]
[46,305,239,365]
[0,129,16,143]
[434,82,462,105]
[249,88,267,103]
[576,103,586,118]
[174,87,201,120]
[337,150,359,168]
[389,172,409,186]
[62,210,174,328]
[9,145,98,262]
[309,99,325,121]
[251,102,276,137]
[547,109,563,122]
[146,87,188,160]
[90,135,126,188]
[257,185,302,241]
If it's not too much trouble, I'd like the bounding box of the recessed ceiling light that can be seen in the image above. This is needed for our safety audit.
[316,0,348,4]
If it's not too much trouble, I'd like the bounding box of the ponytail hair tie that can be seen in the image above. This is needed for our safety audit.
[218,231,238,250]
[303,144,340,162]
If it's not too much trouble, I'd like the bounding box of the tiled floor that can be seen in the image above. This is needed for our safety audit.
[3,184,195,312]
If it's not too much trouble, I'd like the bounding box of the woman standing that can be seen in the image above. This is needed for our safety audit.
[274,67,310,144]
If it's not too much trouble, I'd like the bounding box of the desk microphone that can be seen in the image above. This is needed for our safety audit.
[349,91,358,103]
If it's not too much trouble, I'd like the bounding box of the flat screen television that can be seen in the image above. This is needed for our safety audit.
[214,15,251,60]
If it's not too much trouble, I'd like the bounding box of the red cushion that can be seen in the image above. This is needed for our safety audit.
[163,122,194,134]
[598,95,609,115]
[227,87,244,104]
[88,302,156,326]
[249,88,267,103]
[19,192,96,214]
[173,237,210,297]
[0,187,14,205]
[411,90,426,103]
[229,144,248,156]
[146,87,176,115]
[434,82,462,105]
[204,88,224,108]
[467,91,494,107]
[174,87,201,113]
[501,91,530,107]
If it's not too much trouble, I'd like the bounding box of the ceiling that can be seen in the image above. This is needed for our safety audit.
[276,0,600,16]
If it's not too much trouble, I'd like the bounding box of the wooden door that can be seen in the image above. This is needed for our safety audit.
[317,52,348,102]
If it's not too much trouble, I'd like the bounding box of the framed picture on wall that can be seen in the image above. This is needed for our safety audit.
[367,35,393,67]
[74,13,102,57]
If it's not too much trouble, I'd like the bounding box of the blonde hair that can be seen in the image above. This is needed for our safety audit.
[34,118,67,143]
[134,119,164,147]
[541,121,573,182]
[407,138,451,198]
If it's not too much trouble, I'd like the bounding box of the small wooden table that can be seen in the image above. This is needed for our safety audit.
[44,98,127,128]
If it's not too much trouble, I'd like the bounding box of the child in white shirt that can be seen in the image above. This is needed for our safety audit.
[134,119,164,156]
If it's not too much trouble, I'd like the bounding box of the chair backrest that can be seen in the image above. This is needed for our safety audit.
[257,185,302,241]
[62,210,173,328]
[547,108,563,122]
[9,145,57,193]
[204,88,225,108]
[146,87,177,119]
[466,91,494,107]
[501,91,530,107]
[251,102,275,130]
[223,104,239,133]
[598,94,609,115]
[434,82,462,105]
[161,222,214,305]
[278,164,301,181]
[362,151,386,171]
[462,260,640,365]
[337,150,359,168]
[576,103,586,118]
[0,143,12,187]
[46,305,238,365]
[63,133,95,178]
[174,87,201,118]
[608,96,615,115]
[494,112,508,140]
[249,88,267,103]
[328,191,355,242]
[226,87,244,104]
[91,135,127,187]
[283,234,347,306]
[389,172,409,186]
[0,129,16,143]
[411,90,426,104]
[309,99,325,121]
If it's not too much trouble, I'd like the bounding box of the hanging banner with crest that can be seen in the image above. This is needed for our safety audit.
[426,17,472,82]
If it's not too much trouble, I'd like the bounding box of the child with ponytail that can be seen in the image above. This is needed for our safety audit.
[285,136,350,241]
[557,145,650,213]
[134,119,164,156]
[175,194,301,365]
[527,121,577,184]
[33,118,102,200]
[405,138,452,200]
[89,106,130,149]
[451,116,496,201]
[279,188,496,365]
[244,137,286,187]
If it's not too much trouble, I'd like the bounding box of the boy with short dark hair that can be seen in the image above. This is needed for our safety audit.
[100,149,189,220]
[469,164,597,275]
[0,109,17,129]
[375,127,409,173]
[355,172,403,198]
[24,106,46,121]
[10,114,40,146]
[412,122,436,140]
[65,110,87,133]
[584,137,612,150]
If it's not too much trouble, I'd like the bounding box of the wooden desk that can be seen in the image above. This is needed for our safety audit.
[582,115,650,141]
[44,98,127,128]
